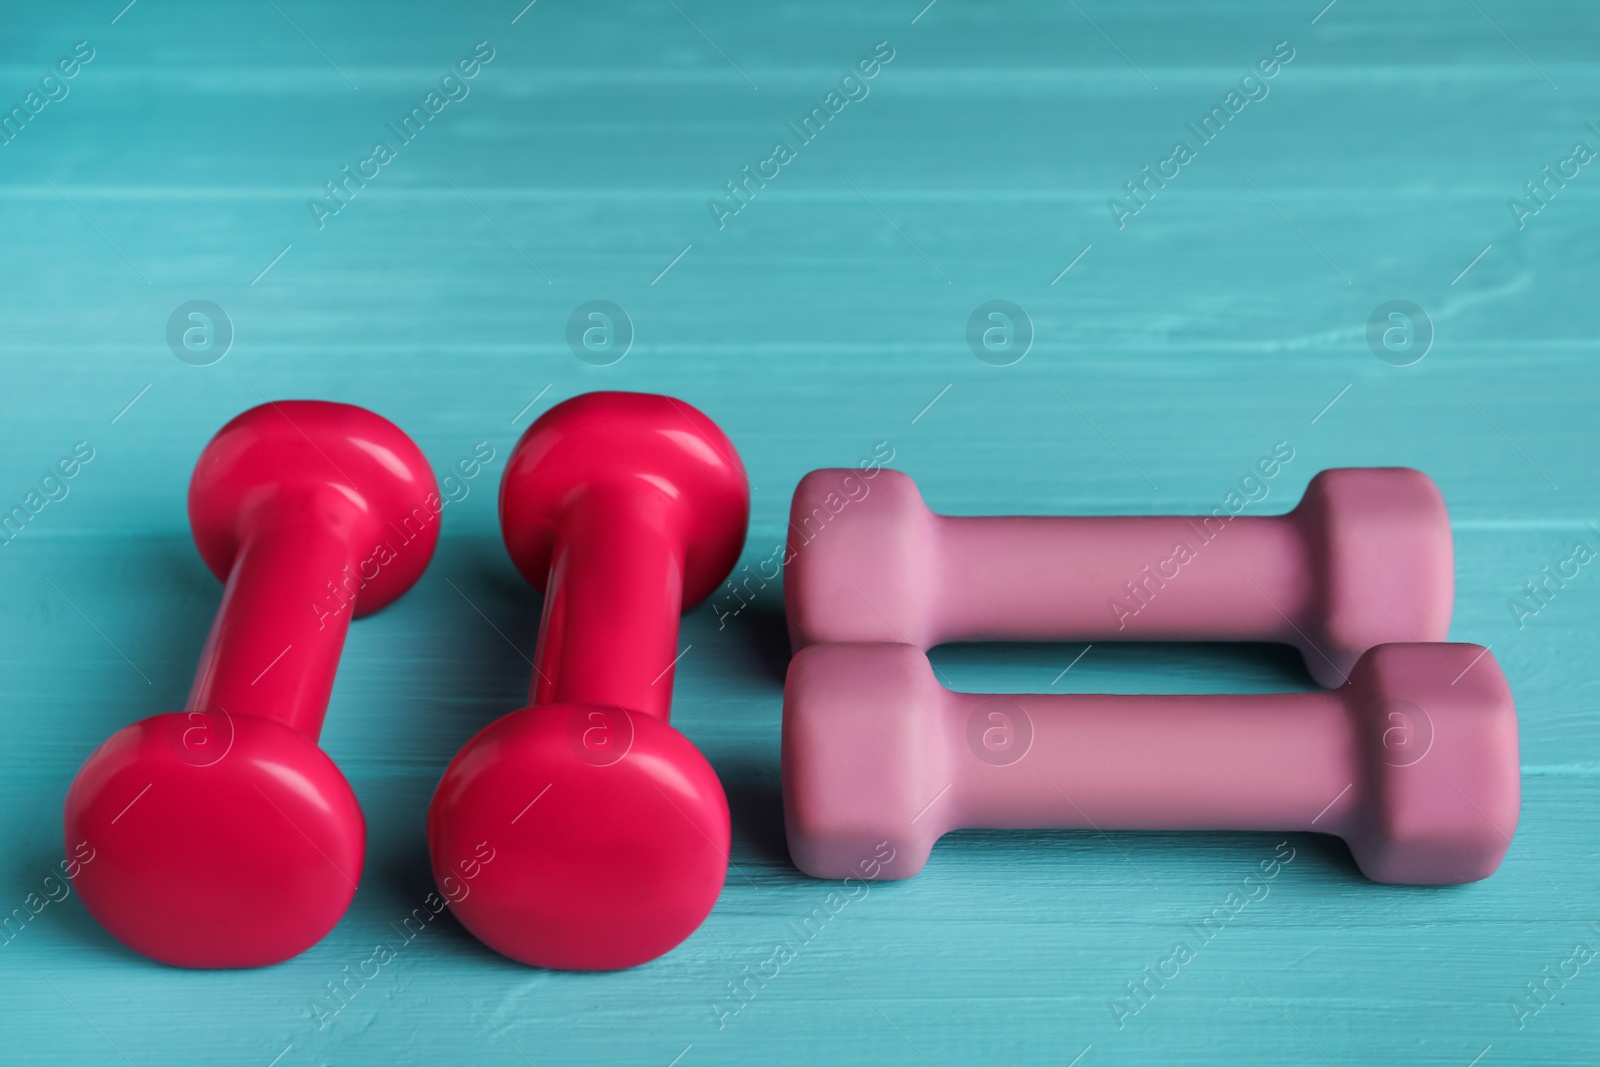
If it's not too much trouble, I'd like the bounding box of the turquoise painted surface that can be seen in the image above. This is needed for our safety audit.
[0,0,1596,1063]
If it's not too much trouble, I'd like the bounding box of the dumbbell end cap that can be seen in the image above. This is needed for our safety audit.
[1344,643,1520,884]
[501,392,749,608]
[189,400,441,616]
[784,469,937,652]
[427,703,731,970]
[63,711,364,967]
[1297,468,1454,686]
[783,642,942,880]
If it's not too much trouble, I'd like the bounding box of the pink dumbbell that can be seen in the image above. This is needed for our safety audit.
[784,468,1453,687]
[64,401,439,967]
[783,642,1519,885]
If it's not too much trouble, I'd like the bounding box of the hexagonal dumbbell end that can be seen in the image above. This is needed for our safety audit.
[784,467,1452,687]
[785,470,940,650]
[1342,643,1521,884]
[1291,468,1454,687]
[782,642,950,879]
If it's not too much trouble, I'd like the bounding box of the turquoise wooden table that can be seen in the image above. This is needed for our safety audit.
[1,0,1595,1062]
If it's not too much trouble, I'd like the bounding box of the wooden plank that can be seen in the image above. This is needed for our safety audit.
[0,0,1595,1062]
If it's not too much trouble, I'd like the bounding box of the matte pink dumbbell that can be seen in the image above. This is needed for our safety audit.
[784,468,1453,687]
[783,642,1519,885]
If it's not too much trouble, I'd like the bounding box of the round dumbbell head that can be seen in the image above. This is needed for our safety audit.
[63,710,364,967]
[499,392,749,608]
[427,703,730,970]
[189,400,441,617]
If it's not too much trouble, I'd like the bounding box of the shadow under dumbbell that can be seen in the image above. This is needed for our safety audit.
[927,640,1318,695]
[62,537,226,731]
[364,543,541,911]
[3,846,142,959]
[718,756,789,869]
[143,538,228,705]
[707,598,792,687]
[429,544,546,744]
[361,778,441,902]
[348,775,535,969]
[929,828,1371,885]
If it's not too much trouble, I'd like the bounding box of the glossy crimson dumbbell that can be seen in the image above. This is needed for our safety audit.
[784,642,1519,884]
[64,401,440,967]
[428,391,749,970]
[785,468,1453,687]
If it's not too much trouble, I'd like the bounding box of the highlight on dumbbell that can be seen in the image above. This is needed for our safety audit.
[783,642,1519,885]
[784,467,1453,687]
[427,391,749,971]
[64,402,441,967]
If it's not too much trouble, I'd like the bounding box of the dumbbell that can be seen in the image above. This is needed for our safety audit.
[785,468,1453,687]
[783,641,1519,884]
[64,401,440,967]
[428,391,749,970]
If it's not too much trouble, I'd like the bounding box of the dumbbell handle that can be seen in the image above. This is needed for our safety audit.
[786,642,1514,885]
[936,513,1310,644]
[529,483,684,720]
[941,687,1352,834]
[186,494,357,742]
[787,468,1453,687]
